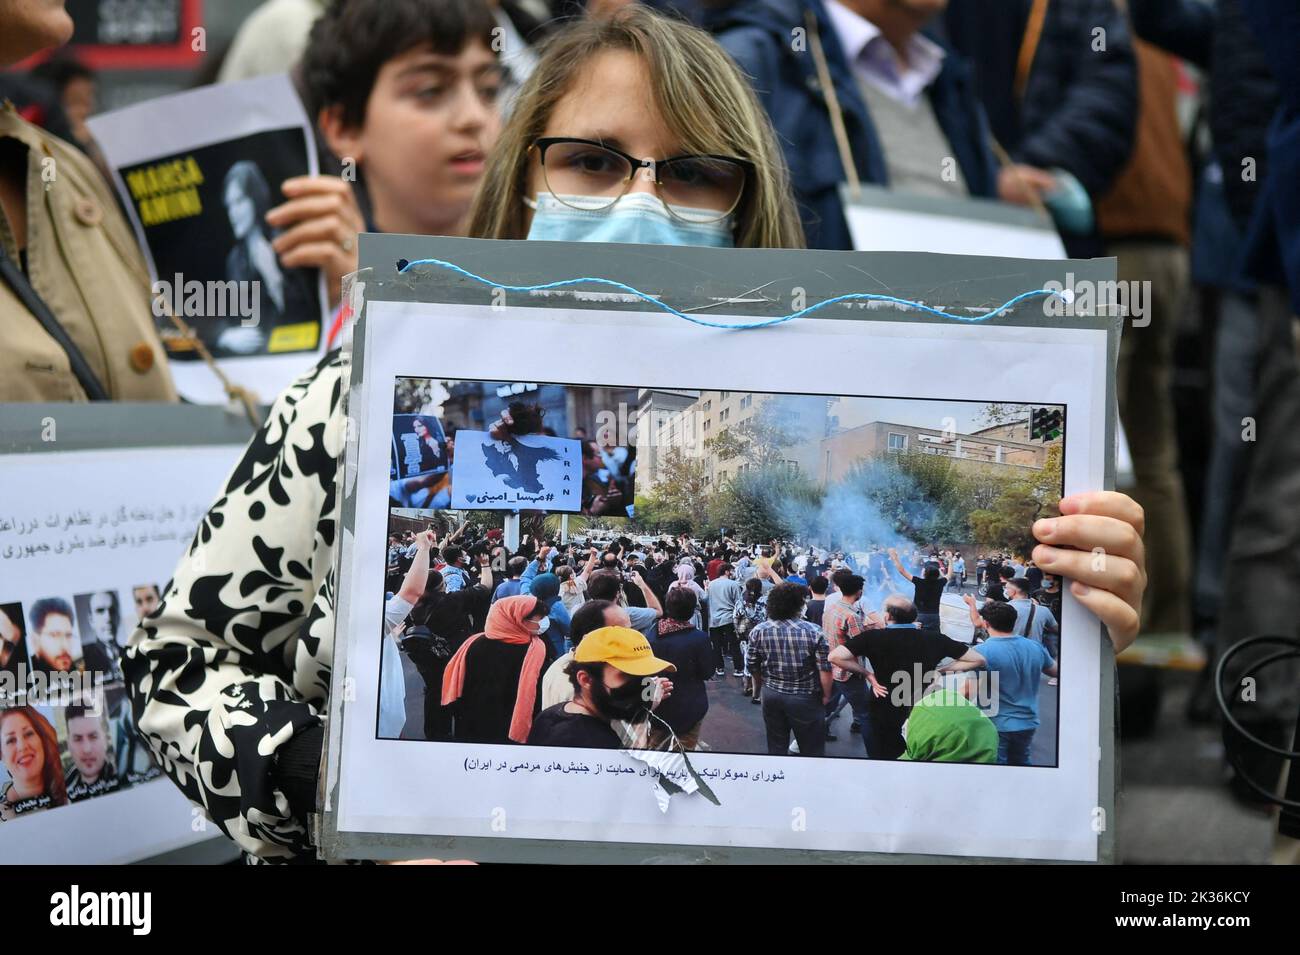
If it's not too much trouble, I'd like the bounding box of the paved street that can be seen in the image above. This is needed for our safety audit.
[699,664,1058,765]
[394,586,1060,765]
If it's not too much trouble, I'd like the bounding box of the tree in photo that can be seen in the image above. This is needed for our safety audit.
[967,445,1063,555]
[713,464,823,543]
[978,402,1029,428]
[542,513,594,539]
[394,377,434,414]
[640,446,712,532]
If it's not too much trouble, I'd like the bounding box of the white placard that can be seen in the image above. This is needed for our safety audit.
[0,445,243,862]
[843,187,1067,260]
[329,299,1109,862]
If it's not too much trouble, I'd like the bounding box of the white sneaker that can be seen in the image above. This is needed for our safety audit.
[788,739,800,754]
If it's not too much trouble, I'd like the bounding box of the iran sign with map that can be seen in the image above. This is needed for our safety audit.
[450,431,583,512]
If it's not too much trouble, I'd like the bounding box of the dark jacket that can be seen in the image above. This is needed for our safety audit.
[1129,0,1277,237]
[1238,0,1300,311]
[943,0,1137,199]
[713,0,998,250]
[1128,0,1214,68]
[650,625,714,735]
[451,637,553,745]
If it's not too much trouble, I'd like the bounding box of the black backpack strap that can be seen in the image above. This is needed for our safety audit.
[0,244,109,400]
[1020,602,1037,637]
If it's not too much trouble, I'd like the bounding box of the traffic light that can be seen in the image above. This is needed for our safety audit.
[1030,407,1063,441]
[1030,407,1048,440]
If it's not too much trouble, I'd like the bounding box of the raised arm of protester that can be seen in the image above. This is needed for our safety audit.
[474,550,494,589]
[396,530,436,605]
[520,544,552,591]
[578,547,599,584]
[631,567,663,617]
[886,548,914,582]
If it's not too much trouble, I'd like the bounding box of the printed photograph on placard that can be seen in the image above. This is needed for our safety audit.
[117,127,324,361]
[377,379,1067,769]
[107,684,162,787]
[73,591,130,684]
[24,596,85,678]
[389,377,637,516]
[59,698,126,803]
[0,603,31,683]
[0,688,143,823]
[129,584,163,629]
[0,703,69,821]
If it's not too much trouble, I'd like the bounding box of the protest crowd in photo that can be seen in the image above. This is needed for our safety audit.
[1,0,1297,877]
[380,518,1063,765]
[378,386,1067,768]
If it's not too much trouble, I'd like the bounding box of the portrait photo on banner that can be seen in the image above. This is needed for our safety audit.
[0,581,166,826]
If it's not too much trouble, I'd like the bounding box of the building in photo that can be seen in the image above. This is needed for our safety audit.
[639,390,832,487]
[634,388,701,487]
[819,417,1059,485]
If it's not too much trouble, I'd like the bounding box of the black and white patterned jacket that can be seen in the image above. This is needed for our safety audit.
[124,353,346,862]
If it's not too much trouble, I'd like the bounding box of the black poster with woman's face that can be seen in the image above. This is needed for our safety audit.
[117,127,324,361]
[391,414,450,480]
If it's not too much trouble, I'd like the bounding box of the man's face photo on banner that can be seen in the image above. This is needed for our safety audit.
[26,597,83,675]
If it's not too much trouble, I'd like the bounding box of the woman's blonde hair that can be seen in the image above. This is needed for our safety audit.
[467,7,805,250]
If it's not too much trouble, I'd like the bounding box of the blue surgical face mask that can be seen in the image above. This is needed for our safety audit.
[524,192,735,248]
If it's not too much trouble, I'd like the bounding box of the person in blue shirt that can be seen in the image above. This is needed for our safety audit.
[965,582,1059,659]
[491,555,528,603]
[950,552,966,592]
[522,571,570,656]
[943,600,1058,766]
[439,545,473,593]
[518,543,560,591]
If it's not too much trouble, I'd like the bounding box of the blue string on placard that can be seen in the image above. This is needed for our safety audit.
[396,257,1065,330]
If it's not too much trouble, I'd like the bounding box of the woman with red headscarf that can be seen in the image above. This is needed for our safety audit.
[0,706,69,820]
[442,595,554,744]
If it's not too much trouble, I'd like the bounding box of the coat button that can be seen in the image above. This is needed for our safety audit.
[129,342,155,374]
[74,197,103,227]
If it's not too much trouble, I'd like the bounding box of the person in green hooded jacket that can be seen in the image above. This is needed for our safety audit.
[901,673,998,764]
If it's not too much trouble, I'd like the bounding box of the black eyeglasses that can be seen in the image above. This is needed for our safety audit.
[531,137,752,224]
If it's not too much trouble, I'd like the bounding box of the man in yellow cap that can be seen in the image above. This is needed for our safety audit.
[527,625,675,749]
